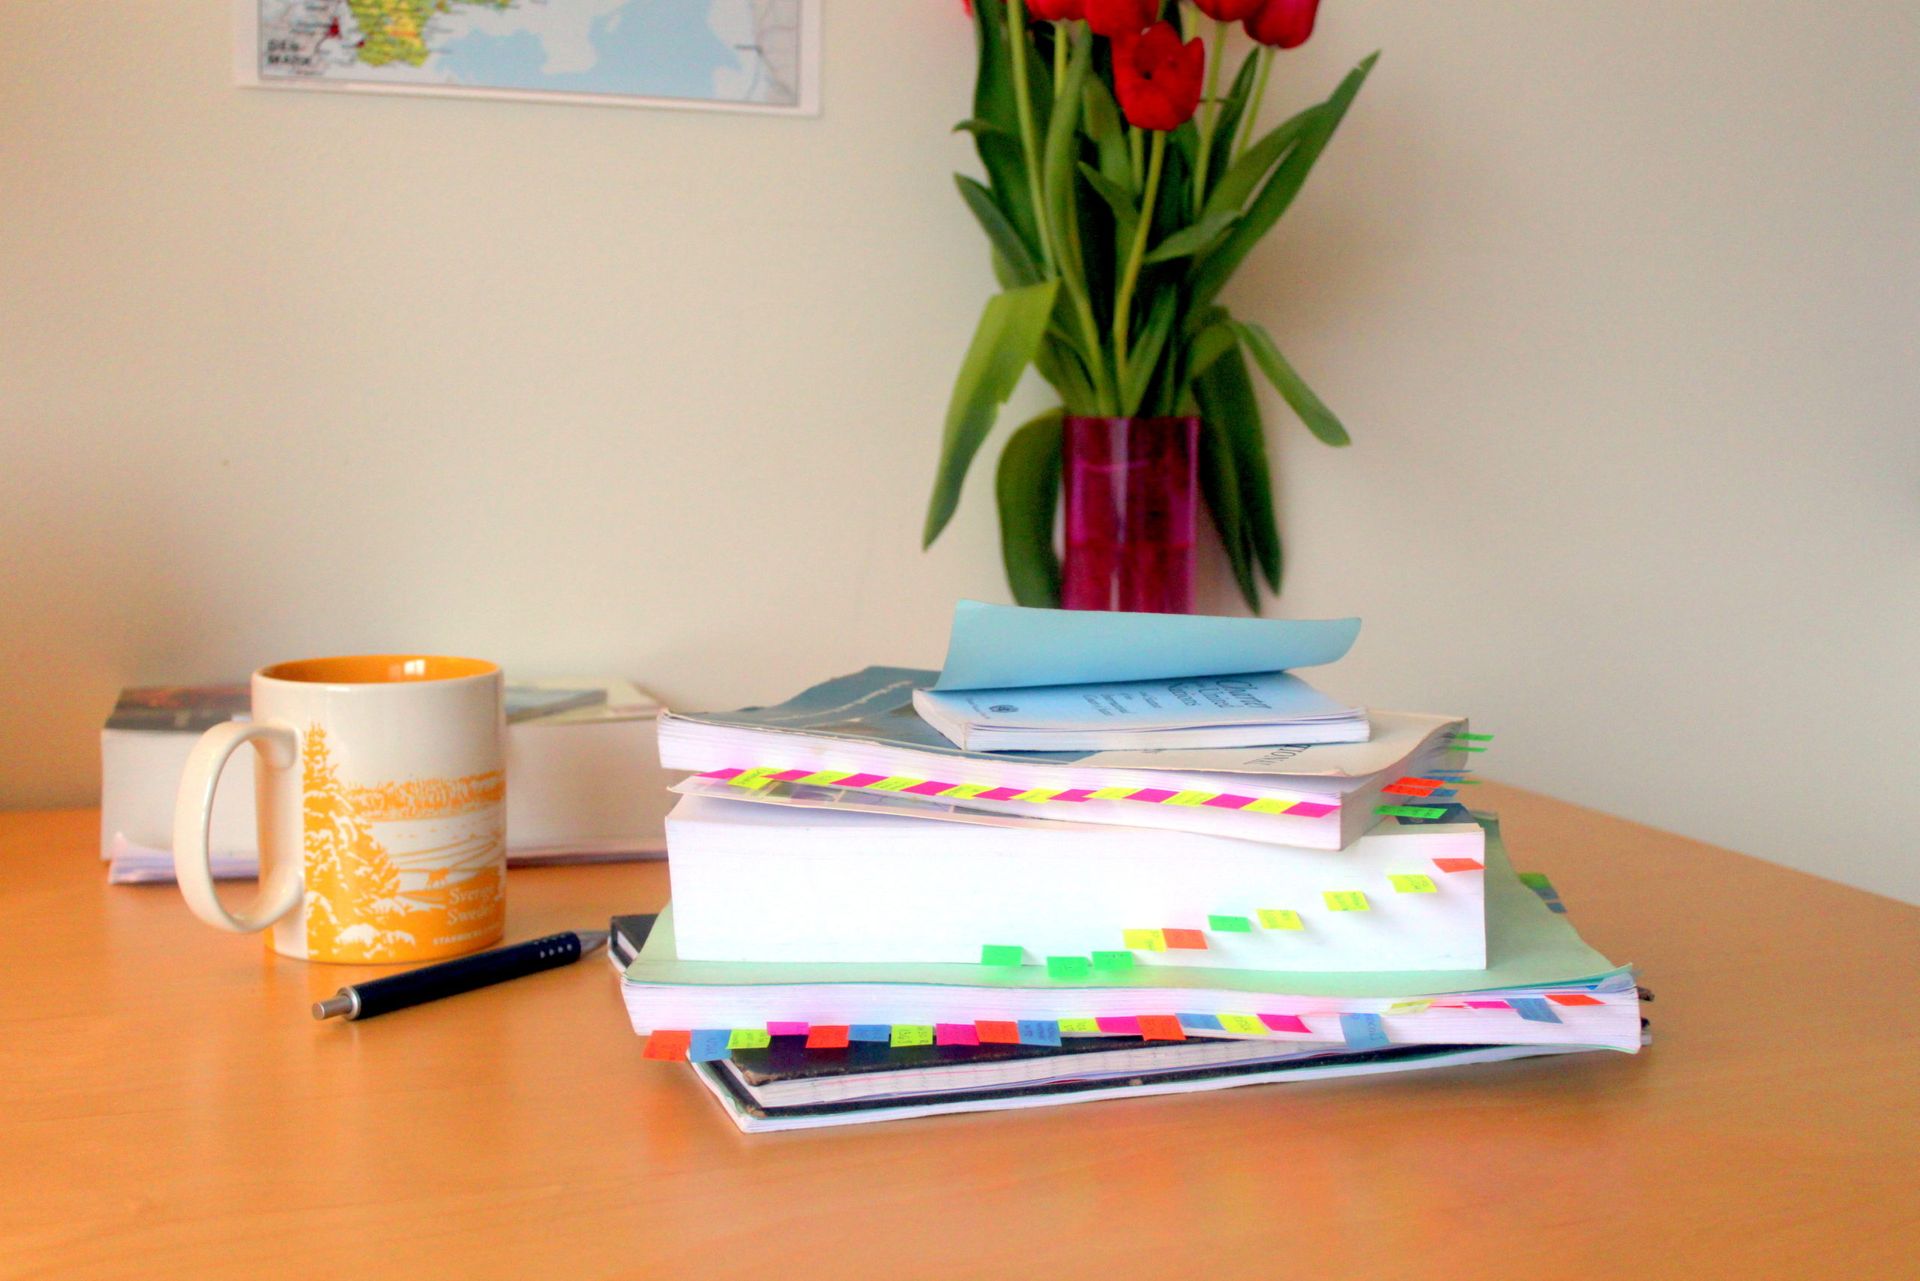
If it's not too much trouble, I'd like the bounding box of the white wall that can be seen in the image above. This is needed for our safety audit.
[4,2,1916,902]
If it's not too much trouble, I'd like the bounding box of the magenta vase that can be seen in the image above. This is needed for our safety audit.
[1060,415,1200,614]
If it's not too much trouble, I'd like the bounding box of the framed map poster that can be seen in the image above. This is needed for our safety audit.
[236,1,820,115]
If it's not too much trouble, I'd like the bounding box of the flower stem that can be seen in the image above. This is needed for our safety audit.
[1191,18,1227,217]
[1233,46,1274,160]
[1112,130,1167,411]
[1006,0,1055,274]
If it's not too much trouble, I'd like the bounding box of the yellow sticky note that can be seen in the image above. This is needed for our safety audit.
[1088,786,1136,801]
[1165,791,1212,807]
[1217,1013,1267,1035]
[1012,788,1062,803]
[868,777,919,792]
[1387,999,1433,1015]
[727,1028,771,1049]
[943,783,992,799]
[1058,1017,1101,1035]
[1390,874,1438,894]
[890,1024,933,1047]
[795,770,849,786]
[729,767,778,790]
[1244,797,1296,815]
[1122,928,1167,952]
[1257,909,1304,931]
[1324,891,1371,912]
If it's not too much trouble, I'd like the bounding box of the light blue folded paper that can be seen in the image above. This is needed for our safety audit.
[931,600,1361,691]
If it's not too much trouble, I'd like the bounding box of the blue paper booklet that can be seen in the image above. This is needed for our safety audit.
[912,671,1367,752]
[914,602,1367,751]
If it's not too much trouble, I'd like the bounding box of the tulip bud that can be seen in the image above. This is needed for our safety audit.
[1086,0,1156,39]
[1193,0,1264,20]
[1245,0,1320,49]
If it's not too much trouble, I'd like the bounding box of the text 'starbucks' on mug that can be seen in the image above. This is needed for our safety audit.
[172,655,506,964]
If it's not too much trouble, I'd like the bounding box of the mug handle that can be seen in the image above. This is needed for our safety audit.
[172,720,303,933]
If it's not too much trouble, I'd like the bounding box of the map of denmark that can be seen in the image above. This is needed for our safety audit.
[245,0,814,112]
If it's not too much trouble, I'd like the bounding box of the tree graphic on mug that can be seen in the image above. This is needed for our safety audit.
[301,725,417,960]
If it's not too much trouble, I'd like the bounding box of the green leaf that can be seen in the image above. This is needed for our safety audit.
[1186,321,1237,382]
[1231,319,1351,447]
[1195,342,1284,592]
[1196,417,1260,611]
[969,0,1043,261]
[1081,75,1131,191]
[1077,162,1139,255]
[923,281,1062,548]
[995,410,1065,607]
[956,174,1041,287]
[1192,52,1378,311]
[1034,331,1096,411]
[1201,101,1326,222]
[1206,49,1262,192]
[1121,289,1177,415]
[1040,28,1092,279]
[952,117,1015,140]
[1142,210,1239,265]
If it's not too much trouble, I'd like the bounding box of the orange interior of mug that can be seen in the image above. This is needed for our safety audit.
[258,655,498,684]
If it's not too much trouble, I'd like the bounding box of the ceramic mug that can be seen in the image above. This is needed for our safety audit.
[172,655,507,963]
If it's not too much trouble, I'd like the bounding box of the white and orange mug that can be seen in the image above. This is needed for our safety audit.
[172,655,507,963]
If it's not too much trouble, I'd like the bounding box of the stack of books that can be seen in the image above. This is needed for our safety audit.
[619,603,1643,1131]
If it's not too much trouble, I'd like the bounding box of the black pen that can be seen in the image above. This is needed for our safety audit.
[312,930,609,1021]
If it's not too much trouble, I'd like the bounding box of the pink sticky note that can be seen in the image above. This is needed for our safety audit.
[835,773,886,789]
[1258,1013,1311,1034]
[1128,788,1177,804]
[766,1021,809,1036]
[935,1022,980,1046]
[1053,788,1095,803]
[769,769,811,783]
[1465,1000,1510,1010]
[697,768,744,781]
[1203,794,1255,810]
[976,786,1024,801]
[905,780,955,796]
[1096,1016,1141,1035]
[1288,802,1338,819]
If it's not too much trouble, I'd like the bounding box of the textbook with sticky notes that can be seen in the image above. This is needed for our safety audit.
[628,603,1643,1131]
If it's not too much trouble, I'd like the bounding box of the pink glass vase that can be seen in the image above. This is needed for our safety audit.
[1060,415,1200,614]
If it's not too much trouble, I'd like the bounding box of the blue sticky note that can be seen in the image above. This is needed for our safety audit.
[1339,1013,1390,1050]
[1511,998,1563,1024]
[1178,1012,1224,1032]
[931,600,1361,691]
[1016,1019,1062,1046]
[688,1030,733,1062]
[1430,788,1458,799]
[848,1024,893,1043]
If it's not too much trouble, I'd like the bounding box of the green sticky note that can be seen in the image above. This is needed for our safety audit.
[1451,732,1495,742]
[1257,909,1303,931]
[1390,874,1438,894]
[1208,914,1252,933]
[1377,805,1448,820]
[1451,744,1489,753]
[889,1024,933,1047]
[1046,955,1092,980]
[1518,872,1554,890]
[1058,1017,1101,1035]
[726,1028,771,1050]
[980,944,1024,967]
[1324,891,1371,912]
[1091,950,1134,974]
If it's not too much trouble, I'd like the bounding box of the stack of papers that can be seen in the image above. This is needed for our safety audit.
[625,603,1643,1131]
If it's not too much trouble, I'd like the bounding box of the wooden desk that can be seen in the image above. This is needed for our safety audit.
[2,788,1915,1279]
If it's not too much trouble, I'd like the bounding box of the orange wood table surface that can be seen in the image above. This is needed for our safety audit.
[3,789,1916,1280]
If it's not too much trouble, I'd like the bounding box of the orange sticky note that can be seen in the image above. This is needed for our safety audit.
[1137,1014,1186,1041]
[1547,993,1604,1007]
[1434,857,1485,873]
[644,1030,691,1060]
[1162,928,1208,950]
[975,1020,1021,1044]
[805,1025,850,1048]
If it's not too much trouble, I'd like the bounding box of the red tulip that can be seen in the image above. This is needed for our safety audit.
[1086,0,1155,39]
[1245,0,1319,48]
[1028,0,1086,19]
[1193,0,1263,20]
[1112,21,1205,132]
